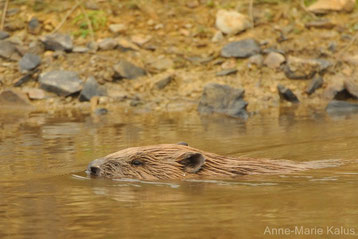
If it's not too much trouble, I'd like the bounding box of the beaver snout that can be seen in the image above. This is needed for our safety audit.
[87,158,105,176]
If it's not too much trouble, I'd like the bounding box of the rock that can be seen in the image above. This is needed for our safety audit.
[306,75,323,95]
[211,31,224,42]
[308,0,355,13]
[18,53,41,72]
[264,52,285,69]
[41,34,73,52]
[98,38,118,50]
[216,68,238,76]
[343,79,358,99]
[198,83,248,119]
[94,108,108,115]
[79,76,107,102]
[109,23,127,34]
[73,46,89,53]
[149,57,174,72]
[215,10,251,35]
[186,0,199,8]
[0,89,31,106]
[248,54,264,67]
[23,88,46,100]
[39,70,82,96]
[155,75,174,89]
[0,40,20,60]
[305,19,335,29]
[113,60,147,80]
[284,56,331,80]
[221,38,261,58]
[85,1,99,10]
[326,100,358,114]
[117,37,140,51]
[4,19,25,31]
[28,17,41,34]
[277,84,299,103]
[131,35,152,46]
[0,31,9,40]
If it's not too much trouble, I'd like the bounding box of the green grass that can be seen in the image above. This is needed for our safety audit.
[72,10,107,38]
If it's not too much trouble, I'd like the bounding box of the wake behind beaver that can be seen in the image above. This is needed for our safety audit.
[86,143,344,180]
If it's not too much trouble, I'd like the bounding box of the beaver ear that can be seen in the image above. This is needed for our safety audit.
[178,152,205,173]
[177,142,188,146]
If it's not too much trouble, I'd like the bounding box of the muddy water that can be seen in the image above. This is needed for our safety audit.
[1,109,358,239]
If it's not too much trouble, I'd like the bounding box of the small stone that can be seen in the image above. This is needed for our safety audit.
[39,70,82,96]
[308,0,355,13]
[306,75,323,95]
[4,19,25,31]
[149,57,174,72]
[0,31,9,40]
[344,79,358,99]
[221,38,261,58]
[94,108,108,115]
[215,10,251,35]
[113,60,147,80]
[117,37,140,51]
[264,52,285,69]
[277,84,299,103]
[216,68,238,76]
[41,34,73,52]
[0,40,20,60]
[109,23,127,34]
[211,31,224,42]
[98,38,118,50]
[186,0,199,8]
[155,75,174,89]
[305,19,335,29]
[28,17,41,35]
[85,1,99,10]
[198,83,248,119]
[284,56,331,80]
[248,54,264,67]
[23,88,46,100]
[131,35,152,46]
[79,76,107,102]
[19,53,41,72]
[73,46,89,53]
[0,89,31,106]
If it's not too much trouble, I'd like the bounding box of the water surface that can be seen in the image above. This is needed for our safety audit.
[1,109,358,238]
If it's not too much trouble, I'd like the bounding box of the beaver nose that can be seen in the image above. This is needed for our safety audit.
[87,158,105,176]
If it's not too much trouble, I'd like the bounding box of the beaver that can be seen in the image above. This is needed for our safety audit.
[87,142,341,180]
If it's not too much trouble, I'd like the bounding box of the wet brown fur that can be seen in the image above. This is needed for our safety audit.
[87,144,340,180]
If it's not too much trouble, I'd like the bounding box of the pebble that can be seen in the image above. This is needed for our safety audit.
[39,70,82,96]
[0,31,9,40]
[198,83,248,119]
[113,60,147,80]
[0,89,32,106]
[79,76,107,102]
[41,33,73,52]
[216,68,238,76]
[308,0,355,13]
[98,38,118,50]
[109,24,127,34]
[0,40,20,60]
[284,56,331,80]
[18,53,41,72]
[264,52,285,69]
[221,38,261,58]
[277,84,299,103]
[23,88,46,100]
[155,75,174,89]
[28,17,41,34]
[215,10,251,35]
[306,75,323,95]
[211,31,224,42]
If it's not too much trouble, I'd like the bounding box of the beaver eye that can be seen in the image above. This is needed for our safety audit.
[131,159,143,166]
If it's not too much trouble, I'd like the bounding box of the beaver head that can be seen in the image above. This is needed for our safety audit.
[87,143,207,180]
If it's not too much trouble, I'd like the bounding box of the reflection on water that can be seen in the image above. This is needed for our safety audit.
[1,109,358,238]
